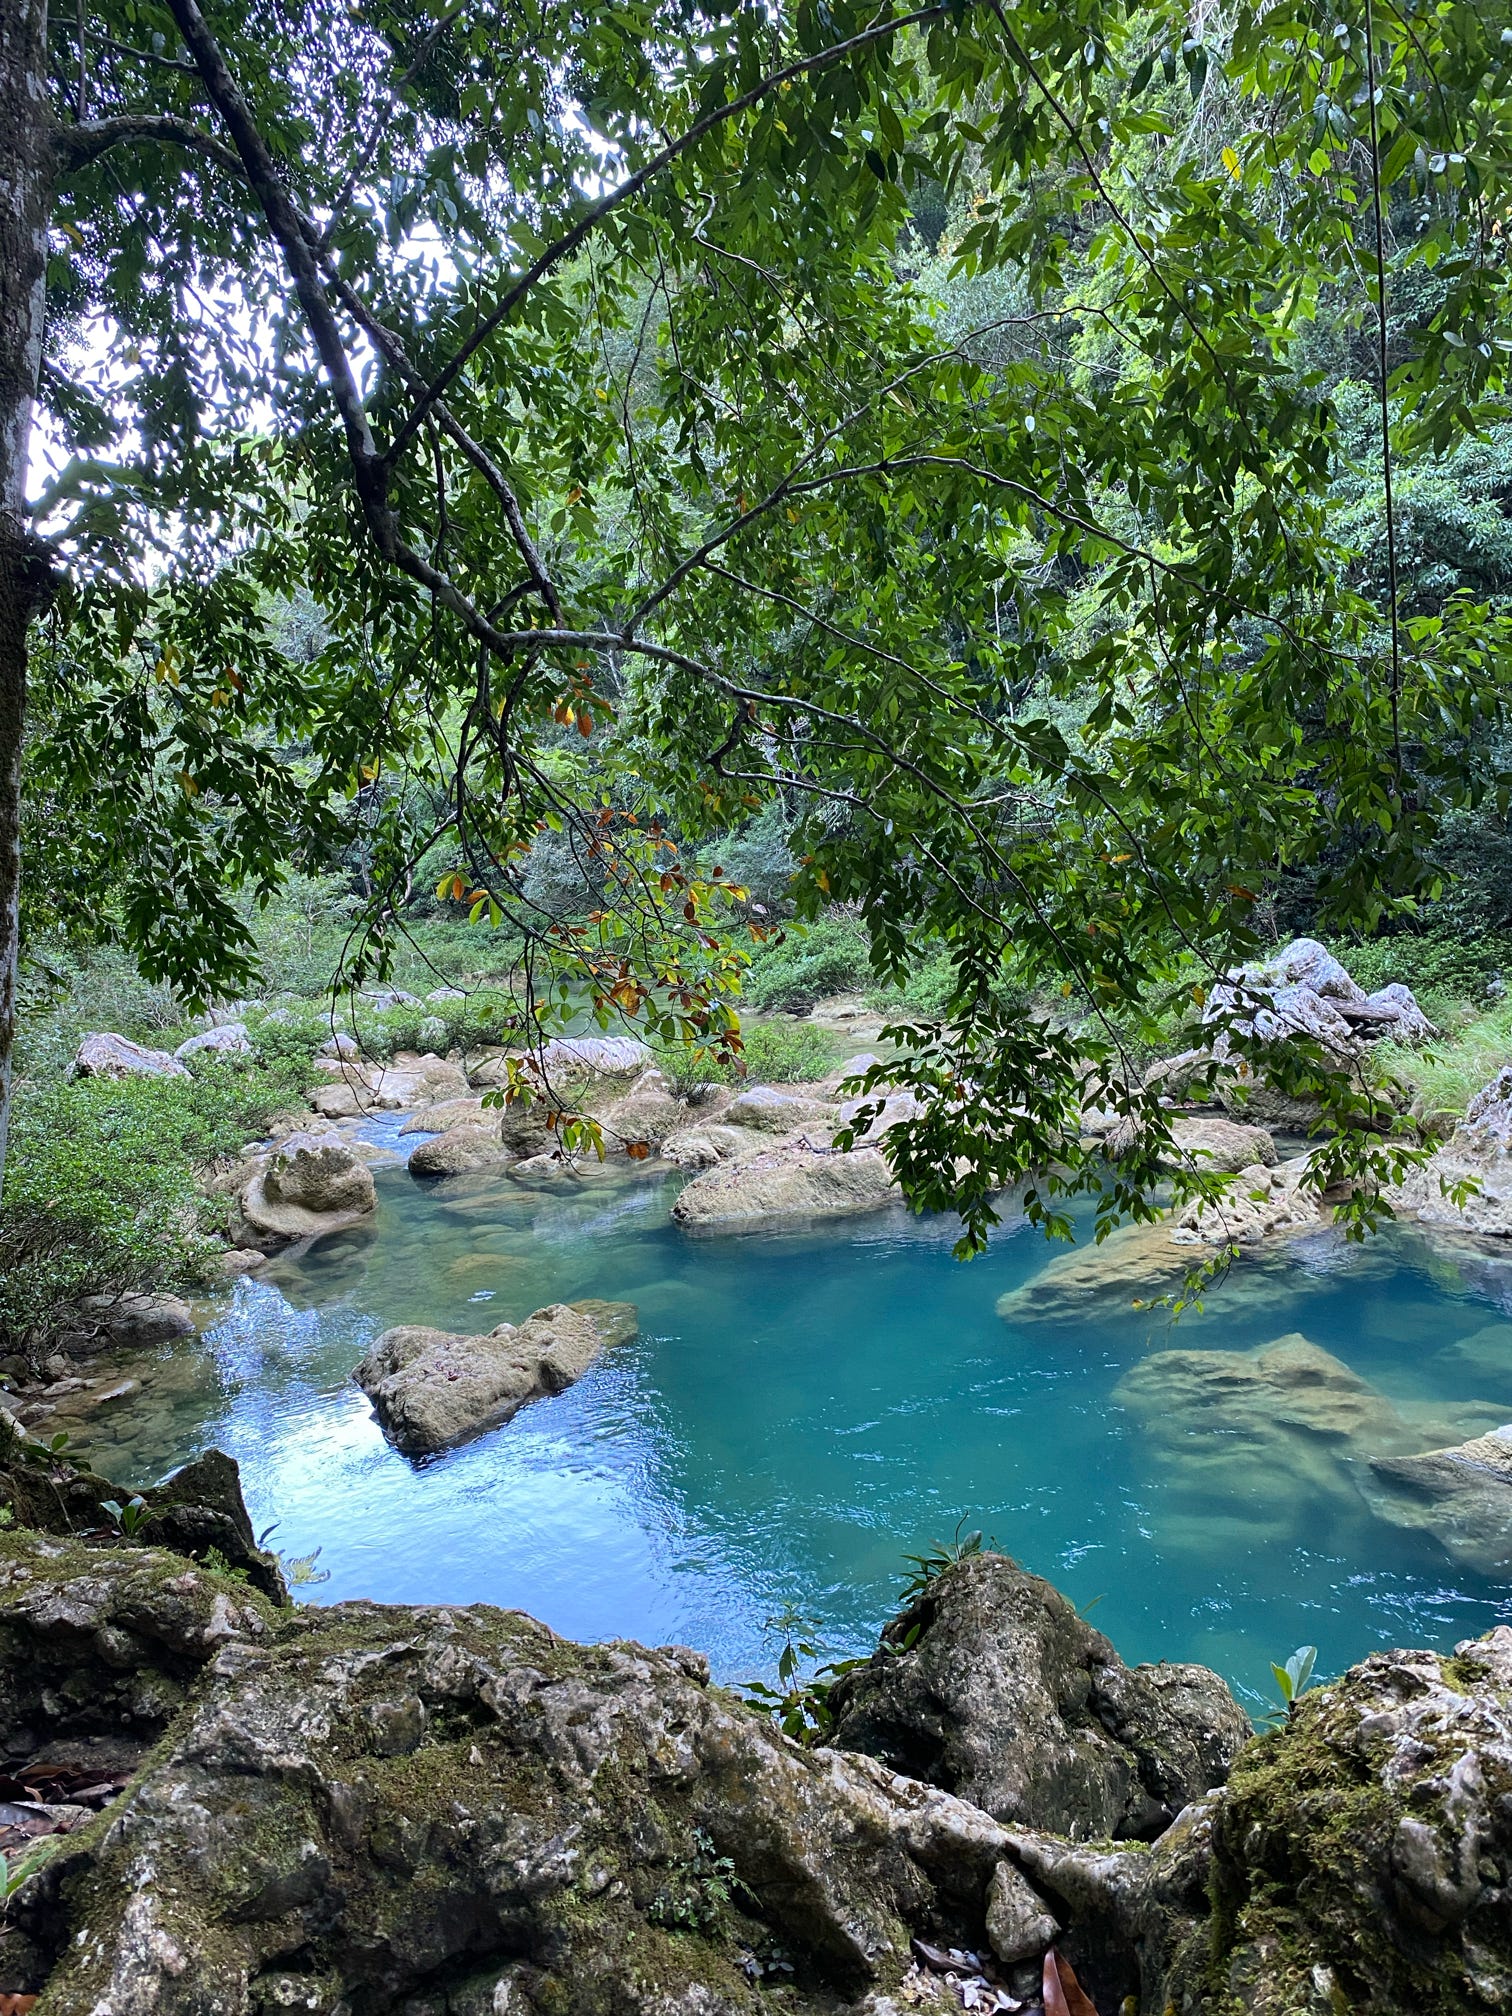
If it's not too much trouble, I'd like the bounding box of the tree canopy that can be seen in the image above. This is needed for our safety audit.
[4,0,1512,1245]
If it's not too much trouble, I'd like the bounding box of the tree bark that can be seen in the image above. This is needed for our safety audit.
[0,0,57,1193]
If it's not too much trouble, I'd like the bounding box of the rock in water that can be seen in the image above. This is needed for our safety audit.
[71,1031,190,1081]
[671,1140,898,1227]
[1365,1424,1512,1575]
[236,1130,378,1250]
[354,1299,638,1453]
[823,1551,1249,1841]
[723,1084,836,1132]
[406,1122,514,1177]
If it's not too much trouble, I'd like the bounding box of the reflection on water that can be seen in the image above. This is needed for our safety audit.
[74,1119,1512,1704]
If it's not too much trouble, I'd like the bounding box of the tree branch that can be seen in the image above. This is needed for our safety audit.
[56,112,243,175]
[383,1,955,467]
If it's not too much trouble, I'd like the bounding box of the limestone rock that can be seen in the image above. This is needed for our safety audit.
[996,1218,1195,1324]
[819,1051,884,1096]
[360,987,421,1009]
[398,1094,488,1135]
[1430,1322,1512,1402]
[538,1034,652,1078]
[824,1552,1249,1842]
[660,1123,764,1169]
[354,1299,638,1453]
[174,1022,252,1062]
[599,1066,685,1151]
[723,1085,836,1132]
[671,1140,899,1228]
[406,1124,514,1178]
[236,1131,377,1250]
[1368,980,1436,1042]
[71,1032,190,1082]
[1364,1424,1512,1576]
[26,1585,1023,2016]
[426,986,466,1004]
[1105,1113,1278,1174]
[1111,1333,1497,1541]
[1243,937,1367,1004]
[317,1030,360,1060]
[1397,1066,1512,1236]
[836,1088,921,1145]
[1172,1154,1321,1246]
[984,1858,1060,1964]
[73,1290,195,1352]
[1192,1629,1512,2014]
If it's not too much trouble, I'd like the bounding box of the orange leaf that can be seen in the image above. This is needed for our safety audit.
[1043,1950,1098,2016]
[0,1997,40,2014]
[625,1140,651,1160]
[577,711,593,736]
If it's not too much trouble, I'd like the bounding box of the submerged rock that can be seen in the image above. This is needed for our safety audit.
[354,1299,638,1453]
[671,1139,898,1228]
[235,1130,377,1250]
[71,1031,190,1082]
[996,1218,1195,1324]
[1365,1424,1512,1576]
[824,1551,1249,1842]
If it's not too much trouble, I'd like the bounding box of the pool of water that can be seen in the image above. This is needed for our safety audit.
[76,1119,1512,1710]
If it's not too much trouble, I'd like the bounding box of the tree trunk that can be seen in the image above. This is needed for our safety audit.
[0,0,56,1194]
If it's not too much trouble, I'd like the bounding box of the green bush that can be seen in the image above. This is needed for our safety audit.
[738,1020,840,1082]
[865,948,957,1020]
[744,916,869,1011]
[0,1055,311,1354]
[1346,928,1512,1005]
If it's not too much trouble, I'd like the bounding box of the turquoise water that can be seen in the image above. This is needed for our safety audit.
[80,1119,1512,1710]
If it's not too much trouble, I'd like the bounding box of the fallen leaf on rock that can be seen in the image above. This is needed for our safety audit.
[1043,1949,1098,2016]
[0,1996,39,2014]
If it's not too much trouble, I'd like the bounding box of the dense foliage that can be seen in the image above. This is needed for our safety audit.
[5,0,1512,1253]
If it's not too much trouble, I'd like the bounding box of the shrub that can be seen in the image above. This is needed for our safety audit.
[0,1055,312,1354]
[738,1020,840,1082]
[744,916,869,1011]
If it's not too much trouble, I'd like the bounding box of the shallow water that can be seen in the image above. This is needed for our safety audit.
[78,1119,1512,1709]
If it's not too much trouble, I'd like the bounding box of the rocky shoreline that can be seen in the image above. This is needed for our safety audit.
[0,1431,1507,2015]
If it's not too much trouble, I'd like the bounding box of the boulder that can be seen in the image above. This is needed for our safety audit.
[1105,1113,1278,1174]
[1368,980,1436,1042]
[996,1218,1196,1324]
[73,1290,195,1352]
[407,1124,514,1178]
[835,1088,921,1145]
[16,1554,1025,2016]
[71,1032,190,1082]
[661,1123,764,1169]
[1171,1153,1321,1246]
[360,988,421,1009]
[398,1094,488,1135]
[236,1131,377,1250]
[539,1034,651,1077]
[174,1022,252,1062]
[819,1051,884,1097]
[353,1299,638,1454]
[317,1029,360,1060]
[1364,1424,1512,1576]
[426,986,466,1004]
[671,1140,899,1228]
[824,1551,1249,1843]
[598,1066,685,1151]
[1112,1333,1500,1542]
[723,1085,836,1132]
[1241,936,1367,1003]
[1397,1066,1512,1236]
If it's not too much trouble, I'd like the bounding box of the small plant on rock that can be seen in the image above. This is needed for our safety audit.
[1268,1644,1319,1724]
[100,1495,151,1539]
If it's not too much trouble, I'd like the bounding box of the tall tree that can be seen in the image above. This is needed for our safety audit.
[3,0,1511,1247]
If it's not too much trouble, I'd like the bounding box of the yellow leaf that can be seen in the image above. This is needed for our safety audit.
[1221,145,1240,179]
[815,868,830,894]
[178,770,198,797]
